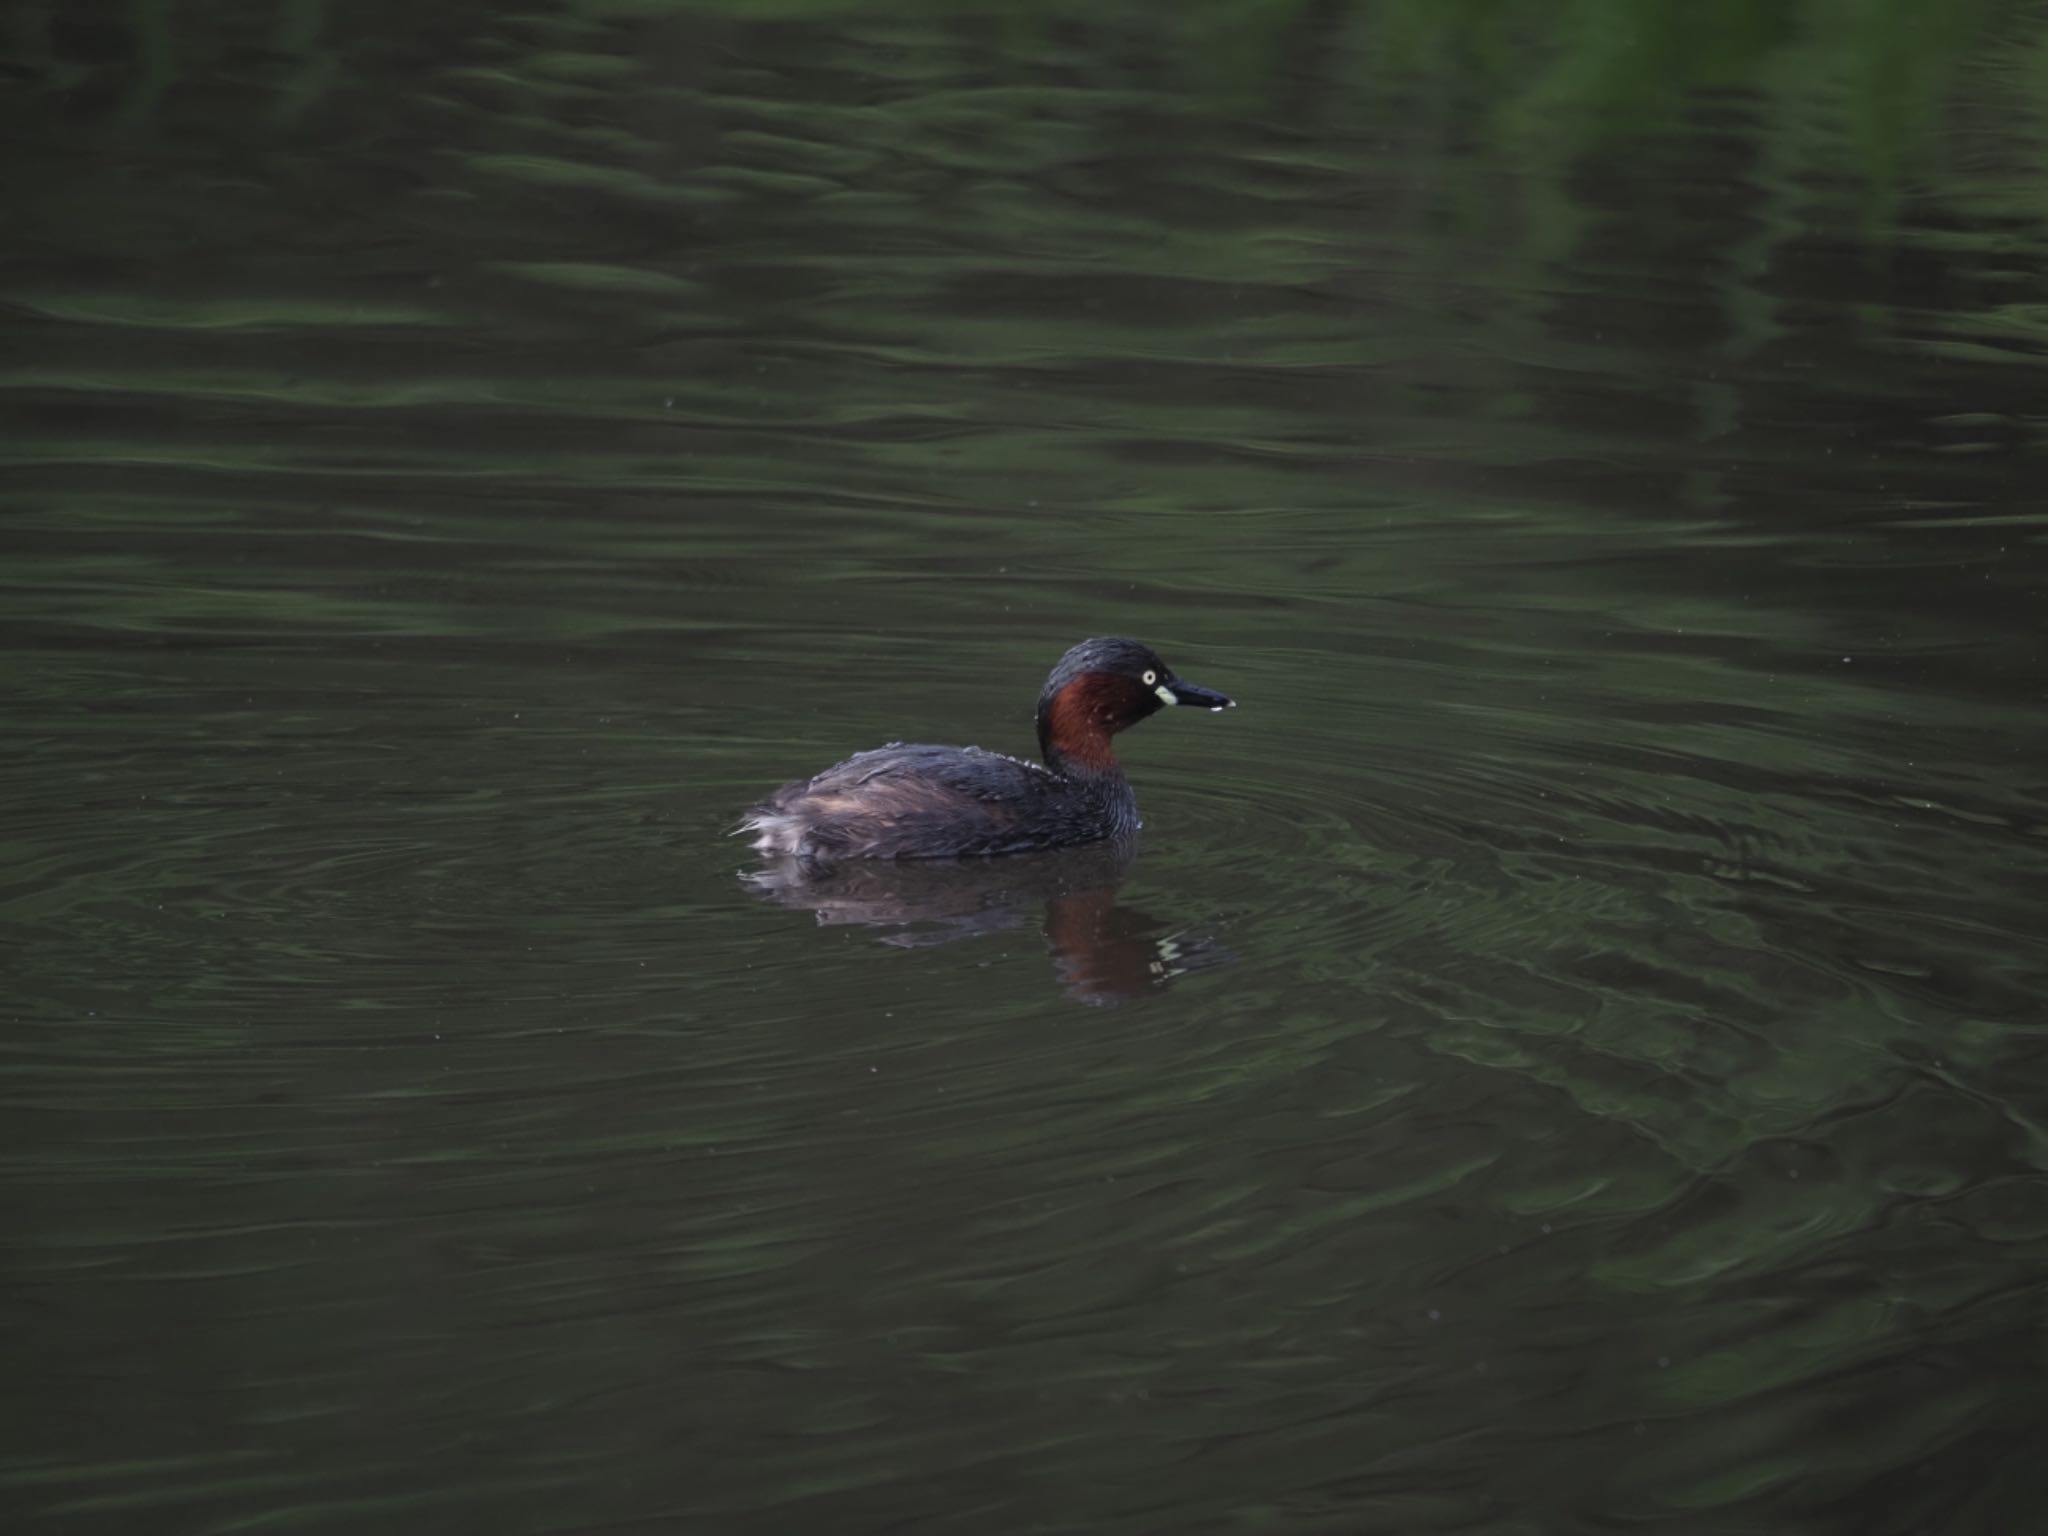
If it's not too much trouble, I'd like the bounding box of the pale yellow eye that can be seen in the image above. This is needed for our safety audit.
[1142,670,1157,685]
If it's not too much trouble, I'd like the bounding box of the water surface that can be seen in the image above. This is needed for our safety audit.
[5,5,2048,1533]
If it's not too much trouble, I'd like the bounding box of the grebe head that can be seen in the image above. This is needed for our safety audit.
[1034,637,1235,775]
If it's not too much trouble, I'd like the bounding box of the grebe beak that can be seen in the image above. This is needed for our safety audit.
[1158,678,1234,712]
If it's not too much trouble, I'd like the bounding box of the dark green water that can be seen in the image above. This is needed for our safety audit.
[5,4,2048,1532]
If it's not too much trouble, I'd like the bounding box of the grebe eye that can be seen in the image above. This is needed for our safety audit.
[1142,670,1157,685]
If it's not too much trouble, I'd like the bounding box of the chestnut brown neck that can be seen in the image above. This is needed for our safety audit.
[1036,673,1142,777]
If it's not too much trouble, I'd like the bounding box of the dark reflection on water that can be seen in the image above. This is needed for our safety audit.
[744,841,1230,1004]
[6,2,2048,1533]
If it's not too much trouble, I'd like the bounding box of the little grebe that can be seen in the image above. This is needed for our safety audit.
[738,636,1234,861]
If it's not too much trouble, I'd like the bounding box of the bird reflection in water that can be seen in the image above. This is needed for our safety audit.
[741,842,1228,1006]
